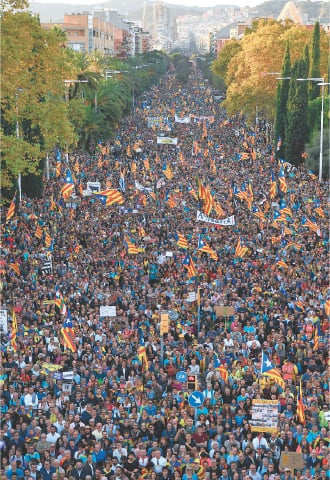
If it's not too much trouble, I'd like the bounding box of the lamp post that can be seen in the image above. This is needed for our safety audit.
[297,77,324,182]
[15,89,23,202]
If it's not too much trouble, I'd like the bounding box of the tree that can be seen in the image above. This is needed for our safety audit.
[1,10,76,194]
[211,40,241,84]
[305,129,329,180]
[285,59,309,166]
[274,43,291,159]
[218,19,328,126]
[309,21,321,101]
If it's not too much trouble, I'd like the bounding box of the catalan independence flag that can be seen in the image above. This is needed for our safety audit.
[35,224,43,240]
[60,310,76,353]
[55,148,62,177]
[124,236,139,255]
[270,170,277,199]
[11,311,18,352]
[278,167,287,193]
[198,236,218,260]
[252,204,265,221]
[61,169,75,199]
[94,189,124,206]
[6,193,16,223]
[260,351,285,389]
[163,163,174,180]
[9,262,20,276]
[235,238,248,258]
[296,378,305,424]
[182,254,197,279]
[276,259,289,269]
[174,231,188,250]
[166,194,177,208]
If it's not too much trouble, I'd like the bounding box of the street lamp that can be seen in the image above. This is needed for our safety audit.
[297,77,324,182]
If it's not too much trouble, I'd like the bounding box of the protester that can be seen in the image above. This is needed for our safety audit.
[1,66,329,480]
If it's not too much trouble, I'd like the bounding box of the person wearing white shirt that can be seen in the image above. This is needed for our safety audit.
[252,433,269,451]
[188,359,200,376]
[113,442,128,462]
[151,449,167,474]
[24,387,39,410]
[46,425,60,444]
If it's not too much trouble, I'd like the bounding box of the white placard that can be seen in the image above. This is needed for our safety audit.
[187,292,196,303]
[87,181,101,193]
[165,251,173,257]
[100,306,116,317]
[0,309,8,334]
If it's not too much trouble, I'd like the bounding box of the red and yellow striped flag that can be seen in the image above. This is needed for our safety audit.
[6,194,16,223]
[296,378,305,424]
[9,262,20,276]
[11,311,18,352]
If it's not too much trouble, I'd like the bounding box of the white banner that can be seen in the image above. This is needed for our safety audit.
[100,306,116,317]
[157,136,178,145]
[0,309,8,334]
[134,181,153,193]
[196,211,235,226]
[175,114,191,124]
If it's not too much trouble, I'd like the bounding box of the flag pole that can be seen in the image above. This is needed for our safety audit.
[197,286,201,335]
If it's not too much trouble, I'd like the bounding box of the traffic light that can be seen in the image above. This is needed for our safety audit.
[160,313,169,335]
[187,375,197,390]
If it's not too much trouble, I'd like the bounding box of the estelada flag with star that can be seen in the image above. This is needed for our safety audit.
[260,351,285,389]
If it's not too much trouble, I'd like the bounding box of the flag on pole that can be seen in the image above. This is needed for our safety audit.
[270,170,277,199]
[313,323,320,351]
[11,311,18,352]
[296,378,305,424]
[260,351,285,389]
[278,167,287,193]
[182,255,197,279]
[6,193,16,223]
[60,310,76,353]
[61,169,75,199]
[55,148,62,177]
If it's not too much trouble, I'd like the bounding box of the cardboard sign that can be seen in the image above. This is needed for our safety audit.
[214,306,235,317]
[280,452,304,470]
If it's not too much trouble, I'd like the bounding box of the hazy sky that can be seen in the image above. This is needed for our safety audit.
[35,0,264,6]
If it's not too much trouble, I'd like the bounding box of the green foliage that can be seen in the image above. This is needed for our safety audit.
[285,59,309,166]
[212,40,241,84]
[309,21,321,101]
[170,54,192,84]
[274,43,291,159]
[305,129,329,180]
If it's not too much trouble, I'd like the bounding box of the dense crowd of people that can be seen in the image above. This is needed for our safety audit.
[1,67,329,480]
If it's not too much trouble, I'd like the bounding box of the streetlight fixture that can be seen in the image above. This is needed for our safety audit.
[297,77,324,182]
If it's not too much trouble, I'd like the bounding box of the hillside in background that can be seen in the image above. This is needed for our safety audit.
[29,0,330,24]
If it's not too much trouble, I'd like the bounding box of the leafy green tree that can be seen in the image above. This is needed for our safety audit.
[1,10,76,194]
[309,21,321,101]
[274,43,291,159]
[305,129,329,180]
[212,40,241,84]
[285,59,309,165]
